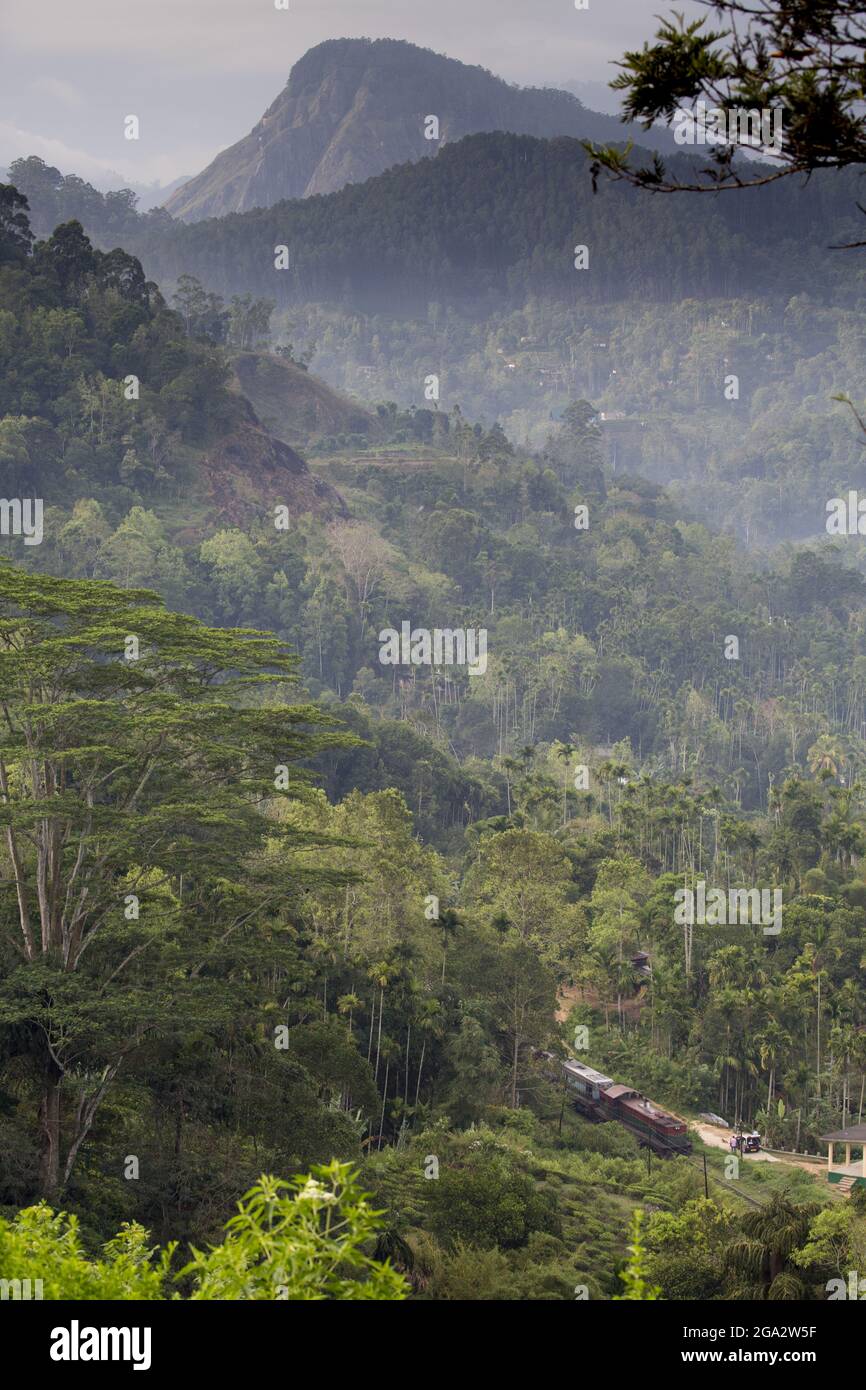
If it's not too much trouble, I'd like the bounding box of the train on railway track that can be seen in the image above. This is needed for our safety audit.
[560,1058,693,1156]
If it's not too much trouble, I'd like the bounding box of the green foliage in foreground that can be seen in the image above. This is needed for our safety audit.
[0,1162,408,1301]
[612,1211,661,1301]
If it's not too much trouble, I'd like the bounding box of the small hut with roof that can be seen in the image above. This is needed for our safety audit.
[820,1123,866,1192]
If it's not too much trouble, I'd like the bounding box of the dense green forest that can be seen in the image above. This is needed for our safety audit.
[11,137,862,308]
[3,177,866,1303]
[9,142,866,549]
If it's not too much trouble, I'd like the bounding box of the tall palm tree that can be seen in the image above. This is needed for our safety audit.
[437,907,461,985]
[501,756,520,816]
[804,923,840,1098]
[555,741,576,828]
[726,1193,819,1299]
[807,734,847,781]
[851,1032,866,1125]
[368,960,393,1082]
[336,992,362,1037]
[757,1022,792,1114]
[412,997,443,1112]
[596,759,630,828]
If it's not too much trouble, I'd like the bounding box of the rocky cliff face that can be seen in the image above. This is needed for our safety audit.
[164,37,673,222]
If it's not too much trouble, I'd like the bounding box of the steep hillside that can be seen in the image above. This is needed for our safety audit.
[164,37,677,221]
[231,351,381,450]
[0,198,343,526]
[192,414,347,531]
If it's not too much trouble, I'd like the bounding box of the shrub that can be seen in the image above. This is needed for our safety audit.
[0,1162,408,1301]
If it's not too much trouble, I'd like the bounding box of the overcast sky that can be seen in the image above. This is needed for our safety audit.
[1,0,704,188]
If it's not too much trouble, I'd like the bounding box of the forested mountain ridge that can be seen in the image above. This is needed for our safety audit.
[5,189,866,827]
[4,184,866,1303]
[163,37,680,222]
[0,189,344,528]
[7,0,866,1313]
[8,139,866,548]
[84,134,865,313]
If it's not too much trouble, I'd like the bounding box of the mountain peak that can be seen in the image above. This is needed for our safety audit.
[163,37,664,223]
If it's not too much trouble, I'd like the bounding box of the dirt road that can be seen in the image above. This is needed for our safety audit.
[693,1121,825,1176]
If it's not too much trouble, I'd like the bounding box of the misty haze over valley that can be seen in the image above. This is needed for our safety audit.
[2,0,866,1335]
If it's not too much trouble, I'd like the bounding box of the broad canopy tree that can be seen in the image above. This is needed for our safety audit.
[0,561,351,1196]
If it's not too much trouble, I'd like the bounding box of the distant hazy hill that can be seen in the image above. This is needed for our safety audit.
[164,36,676,222]
[115,133,861,316]
[232,352,382,450]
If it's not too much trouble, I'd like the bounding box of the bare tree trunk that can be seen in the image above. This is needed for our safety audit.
[366,994,375,1062]
[38,1059,63,1198]
[62,1063,122,1188]
[414,1039,426,1111]
[816,973,822,1097]
[374,987,384,1081]
[377,1059,389,1152]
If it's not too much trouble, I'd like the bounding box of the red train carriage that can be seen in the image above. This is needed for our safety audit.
[561,1059,692,1156]
[616,1094,691,1153]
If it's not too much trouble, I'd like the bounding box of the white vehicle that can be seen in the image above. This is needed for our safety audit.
[729,1131,761,1154]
